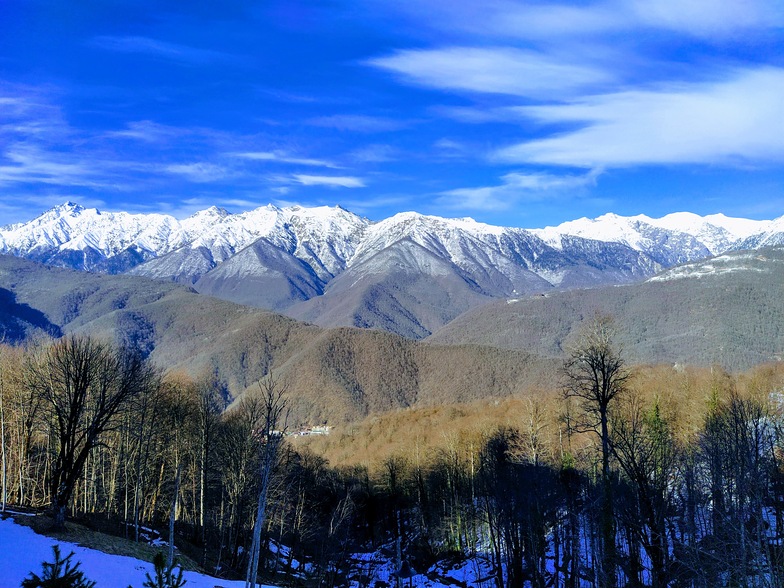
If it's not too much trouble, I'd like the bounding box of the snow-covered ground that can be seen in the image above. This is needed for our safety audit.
[0,516,276,588]
[0,515,487,588]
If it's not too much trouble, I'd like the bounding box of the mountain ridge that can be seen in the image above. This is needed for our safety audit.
[2,248,783,425]
[0,254,558,423]
[3,202,782,338]
[428,246,784,371]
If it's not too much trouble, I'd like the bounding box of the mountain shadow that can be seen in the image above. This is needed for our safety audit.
[0,287,62,343]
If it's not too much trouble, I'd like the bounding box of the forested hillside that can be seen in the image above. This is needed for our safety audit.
[430,247,784,371]
[3,322,784,588]
[0,254,557,423]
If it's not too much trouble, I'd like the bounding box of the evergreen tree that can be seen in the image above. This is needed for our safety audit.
[21,545,96,588]
[142,553,186,588]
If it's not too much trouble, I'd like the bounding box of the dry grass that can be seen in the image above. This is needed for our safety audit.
[8,511,202,572]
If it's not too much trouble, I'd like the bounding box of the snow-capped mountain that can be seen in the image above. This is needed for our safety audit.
[736,215,784,250]
[532,212,769,261]
[0,201,369,277]
[1,202,782,338]
[125,204,368,285]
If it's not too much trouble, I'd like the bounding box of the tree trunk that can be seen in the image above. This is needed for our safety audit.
[599,409,616,588]
[246,436,280,588]
[169,462,182,569]
[1,382,6,513]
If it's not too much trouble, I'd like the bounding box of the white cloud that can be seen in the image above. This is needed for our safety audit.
[439,170,600,211]
[164,162,230,182]
[473,2,623,40]
[433,138,472,159]
[379,0,783,41]
[232,151,338,168]
[292,174,366,188]
[105,121,185,143]
[496,67,784,168]
[629,0,782,37]
[350,144,399,163]
[0,146,114,188]
[433,106,515,124]
[91,36,231,64]
[0,87,70,142]
[308,114,408,132]
[368,47,614,99]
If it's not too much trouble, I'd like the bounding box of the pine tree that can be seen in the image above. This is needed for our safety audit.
[142,553,186,588]
[21,545,96,588]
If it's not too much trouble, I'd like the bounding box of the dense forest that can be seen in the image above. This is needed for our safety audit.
[2,320,784,588]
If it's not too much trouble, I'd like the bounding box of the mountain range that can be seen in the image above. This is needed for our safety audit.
[0,254,557,423]
[2,245,783,425]
[2,202,783,338]
[431,247,784,371]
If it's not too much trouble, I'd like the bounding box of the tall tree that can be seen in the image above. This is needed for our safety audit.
[246,374,288,588]
[611,398,678,588]
[563,315,629,588]
[196,372,225,565]
[25,335,157,529]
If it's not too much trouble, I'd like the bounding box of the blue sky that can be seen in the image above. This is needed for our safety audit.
[1,0,784,228]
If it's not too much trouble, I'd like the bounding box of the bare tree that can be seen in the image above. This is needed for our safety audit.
[563,315,629,588]
[246,374,288,588]
[0,345,10,512]
[25,335,157,529]
[196,373,225,565]
[611,397,678,588]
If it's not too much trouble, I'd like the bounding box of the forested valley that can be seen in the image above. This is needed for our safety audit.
[3,320,784,588]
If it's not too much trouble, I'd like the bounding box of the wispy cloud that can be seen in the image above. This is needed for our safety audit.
[255,88,319,104]
[308,114,409,132]
[292,174,366,188]
[0,80,367,200]
[433,106,518,124]
[164,162,231,182]
[337,194,413,214]
[104,120,186,143]
[136,197,263,219]
[0,145,120,188]
[232,151,338,168]
[368,47,614,99]
[382,0,783,41]
[628,0,782,38]
[496,67,784,168]
[350,144,399,163]
[0,85,70,142]
[433,138,472,159]
[92,36,232,65]
[439,170,600,211]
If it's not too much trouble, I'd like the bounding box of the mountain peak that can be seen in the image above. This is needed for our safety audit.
[188,206,230,220]
[50,201,87,216]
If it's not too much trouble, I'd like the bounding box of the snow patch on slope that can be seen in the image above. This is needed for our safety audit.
[0,517,263,588]
[648,252,770,282]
